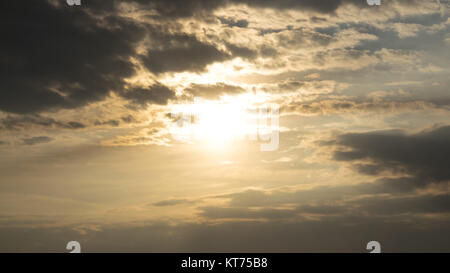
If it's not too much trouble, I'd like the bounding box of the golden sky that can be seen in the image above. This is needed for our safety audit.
[0,0,450,252]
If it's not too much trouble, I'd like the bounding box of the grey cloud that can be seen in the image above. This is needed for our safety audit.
[139,23,258,74]
[121,115,135,123]
[184,83,246,100]
[0,115,86,130]
[22,136,53,146]
[142,42,228,74]
[310,16,328,23]
[218,17,249,28]
[259,45,279,57]
[201,191,450,227]
[94,0,369,20]
[332,126,450,183]
[281,99,440,115]
[141,28,231,74]
[200,180,450,223]
[259,28,285,36]
[65,122,86,129]
[72,0,226,19]
[230,0,366,14]
[351,194,450,215]
[94,120,120,127]
[104,0,411,20]
[213,180,420,210]
[135,0,227,19]
[225,42,258,60]
[121,84,176,108]
[273,80,336,93]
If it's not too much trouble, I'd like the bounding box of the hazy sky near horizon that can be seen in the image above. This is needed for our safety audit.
[0,0,450,252]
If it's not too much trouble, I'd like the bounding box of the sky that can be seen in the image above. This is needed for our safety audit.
[0,0,449,252]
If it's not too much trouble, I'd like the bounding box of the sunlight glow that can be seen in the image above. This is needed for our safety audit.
[169,96,259,148]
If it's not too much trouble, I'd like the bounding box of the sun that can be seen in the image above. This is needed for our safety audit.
[194,100,248,144]
[169,96,258,148]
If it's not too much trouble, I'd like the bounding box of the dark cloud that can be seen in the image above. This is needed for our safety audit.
[135,0,227,19]
[65,121,86,129]
[0,115,85,130]
[258,28,286,36]
[350,194,450,215]
[310,16,328,23]
[121,115,135,123]
[0,0,388,115]
[140,26,231,74]
[3,214,450,253]
[93,0,367,20]
[2,218,450,252]
[281,99,439,115]
[199,206,299,220]
[259,45,278,57]
[121,84,176,107]
[94,120,120,127]
[0,1,146,114]
[218,17,249,28]
[199,180,450,225]
[239,0,424,14]
[279,81,308,91]
[231,0,364,14]
[139,23,256,75]
[184,83,246,100]
[22,136,53,145]
[225,42,258,60]
[331,126,450,184]
[212,180,422,210]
